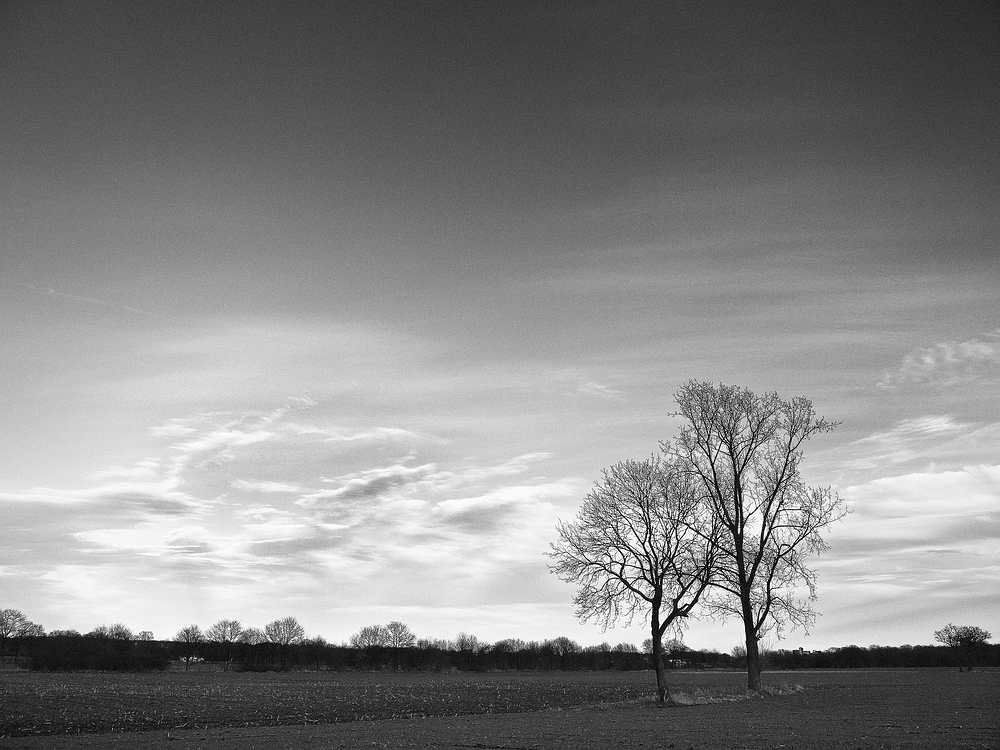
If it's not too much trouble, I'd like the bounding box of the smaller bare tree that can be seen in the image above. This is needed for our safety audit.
[549,455,718,702]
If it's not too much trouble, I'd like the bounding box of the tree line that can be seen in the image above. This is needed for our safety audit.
[0,609,653,672]
[5,602,995,673]
[2,608,993,673]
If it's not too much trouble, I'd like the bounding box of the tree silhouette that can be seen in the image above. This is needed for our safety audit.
[206,619,244,670]
[668,380,846,692]
[550,455,718,702]
[934,623,992,671]
[174,624,204,670]
[265,616,305,669]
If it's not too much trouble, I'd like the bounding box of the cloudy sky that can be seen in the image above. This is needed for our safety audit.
[2,2,997,651]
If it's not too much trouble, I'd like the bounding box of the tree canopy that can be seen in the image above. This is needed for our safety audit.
[934,624,992,648]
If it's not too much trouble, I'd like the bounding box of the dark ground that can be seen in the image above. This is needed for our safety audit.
[1,670,996,750]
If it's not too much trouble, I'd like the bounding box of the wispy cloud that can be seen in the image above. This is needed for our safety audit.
[0,478,201,514]
[8,279,153,315]
[0,401,580,635]
[230,480,304,494]
[91,460,162,481]
[878,329,1000,390]
[546,369,625,399]
[842,415,969,470]
[282,424,443,444]
[836,416,1000,475]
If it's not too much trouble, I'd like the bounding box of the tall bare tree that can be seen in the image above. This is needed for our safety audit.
[668,380,846,692]
[549,456,718,702]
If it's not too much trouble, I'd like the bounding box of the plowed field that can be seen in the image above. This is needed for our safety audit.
[1,669,996,749]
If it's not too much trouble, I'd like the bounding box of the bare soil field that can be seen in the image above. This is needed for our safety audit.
[1,669,996,750]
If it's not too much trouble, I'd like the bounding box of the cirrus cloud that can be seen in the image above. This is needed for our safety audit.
[878,329,1000,390]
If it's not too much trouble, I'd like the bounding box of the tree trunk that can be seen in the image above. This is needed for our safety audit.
[743,619,762,692]
[651,619,668,703]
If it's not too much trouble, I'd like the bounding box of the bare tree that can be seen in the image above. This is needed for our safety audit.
[20,621,44,637]
[265,617,305,645]
[544,636,580,657]
[307,635,328,671]
[349,624,390,649]
[549,455,718,702]
[0,609,28,640]
[451,632,485,670]
[206,619,244,670]
[239,627,266,645]
[934,623,992,671]
[668,380,846,692]
[453,632,484,652]
[265,616,306,669]
[206,619,244,643]
[174,624,204,670]
[0,609,32,659]
[385,621,416,648]
[416,637,450,650]
[88,623,134,640]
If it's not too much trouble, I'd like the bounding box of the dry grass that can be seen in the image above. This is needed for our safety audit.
[663,681,804,706]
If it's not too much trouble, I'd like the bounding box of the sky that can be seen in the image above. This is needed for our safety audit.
[1,1,998,652]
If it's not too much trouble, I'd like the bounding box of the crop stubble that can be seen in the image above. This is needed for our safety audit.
[1,669,997,750]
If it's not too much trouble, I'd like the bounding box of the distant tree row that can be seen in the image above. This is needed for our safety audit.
[4,607,995,673]
[2,609,652,672]
[764,640,1000,671]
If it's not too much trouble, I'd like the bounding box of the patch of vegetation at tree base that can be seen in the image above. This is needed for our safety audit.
[667,682,804,705]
